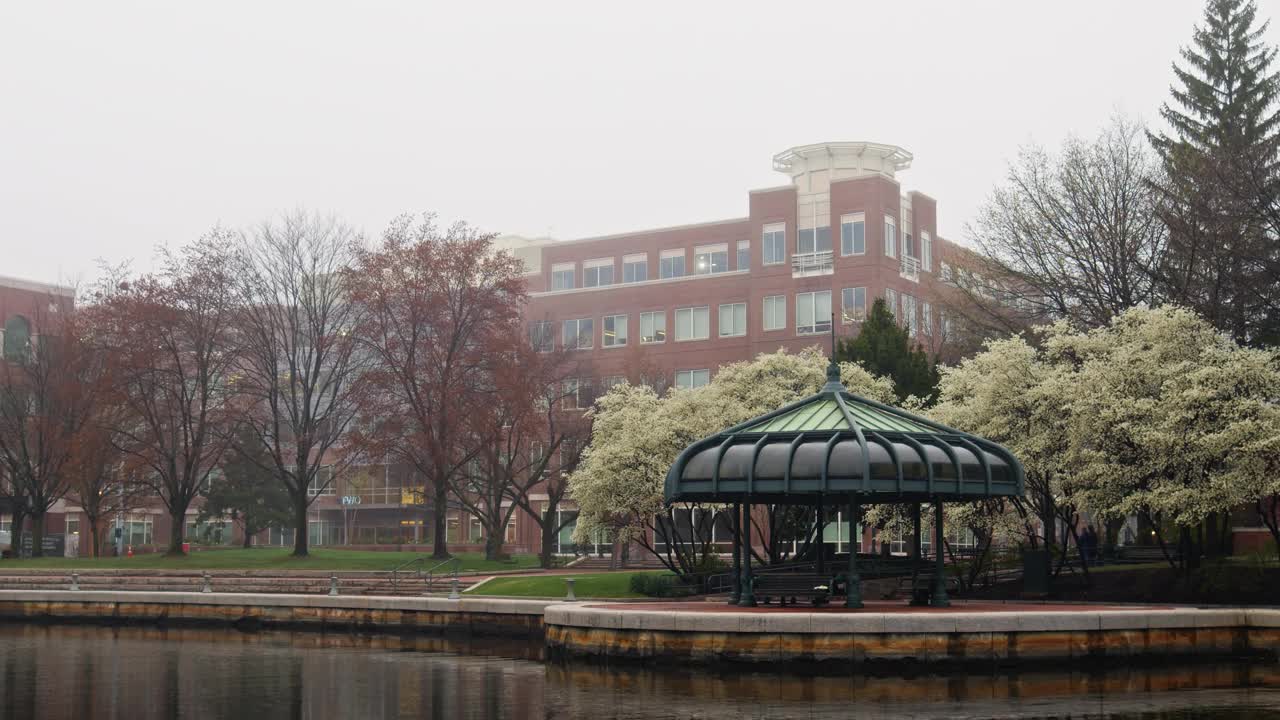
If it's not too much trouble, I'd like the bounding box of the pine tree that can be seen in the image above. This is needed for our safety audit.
[836,298,939,403]
[198,428,294,548]
[1150,0,1280,346]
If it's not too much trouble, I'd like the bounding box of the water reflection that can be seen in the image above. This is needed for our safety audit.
[0,624,1277,719]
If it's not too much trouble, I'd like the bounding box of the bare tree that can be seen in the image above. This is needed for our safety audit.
[476,343,591,566]
[233,212,369,557]
[91,239,241,555]
[65,417,145,558]
[957,116,1167,333]
[345,214,526,559]
[0,301,107,556]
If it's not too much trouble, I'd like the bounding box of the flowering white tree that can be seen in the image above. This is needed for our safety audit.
[926,333,1089,574]
[1060,307,1280,568]
[569,348,895,577]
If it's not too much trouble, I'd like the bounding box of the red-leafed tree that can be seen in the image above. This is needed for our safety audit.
[345,214,525,559]
[0,300,106,556]
[65,418,145,558]
[90,238,242,555]
[233,212,370,557]
[507,346,592,568]
[454,339,591,562]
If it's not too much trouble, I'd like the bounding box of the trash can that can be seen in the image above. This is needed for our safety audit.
[182,542,190,554]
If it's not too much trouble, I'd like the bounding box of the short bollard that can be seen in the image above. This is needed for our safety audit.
[328,575,339,597]
[201,572,212,594]
[448,577,460,600]
[565,577,576,601]
[69,573,80,591]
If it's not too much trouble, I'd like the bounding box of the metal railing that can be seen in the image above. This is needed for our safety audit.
[900,255,920,281]
[388,555,461,595]
[792,250,834,276]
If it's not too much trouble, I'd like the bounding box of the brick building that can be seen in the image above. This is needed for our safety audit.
[516,141,962,393]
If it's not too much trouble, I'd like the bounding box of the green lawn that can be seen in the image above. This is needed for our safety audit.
[0,548,540,573]
[465,570,670,598]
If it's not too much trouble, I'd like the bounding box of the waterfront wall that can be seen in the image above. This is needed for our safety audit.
[3,590,1279,669]
[543,605,1280,668]
[0,590,553,638]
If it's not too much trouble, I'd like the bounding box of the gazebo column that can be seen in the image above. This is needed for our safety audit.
[729,502,741,604]
[815,499,825,576]
[911,502,922,562]
[845,495,863,609]
[930,501,950,607]
[740,502,757,607]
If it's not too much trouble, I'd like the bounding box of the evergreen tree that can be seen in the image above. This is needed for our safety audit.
[1150,0,1280,346]
[198,428,294,548]
[836,298,939,403]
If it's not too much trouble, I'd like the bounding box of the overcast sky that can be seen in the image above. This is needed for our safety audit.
[4,0,1277,286]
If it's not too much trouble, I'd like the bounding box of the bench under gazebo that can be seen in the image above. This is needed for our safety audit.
[664,360,1025,608]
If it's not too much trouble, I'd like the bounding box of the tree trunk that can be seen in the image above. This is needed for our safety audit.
[431,474,449,559]
[168,507,187,556]
[539,508,557,569]
[9,509,25,554]
[29,511,45,558]
[242,525,253,549]
[87,516,101,558]
[291,495,309,557]
[484,531,503,562]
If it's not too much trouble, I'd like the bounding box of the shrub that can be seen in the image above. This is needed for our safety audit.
[629,573,694,598]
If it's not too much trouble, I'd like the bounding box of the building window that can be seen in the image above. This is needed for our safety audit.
[902,294,918,334]
[797,226,831,254]
[674,306,710,341]
[920,232,932,271]
[583,258,614,287]
[603,314,628,347]
[718,303,747,337]
[885,288,899,321]
[841,287,866,323]
[563,378,595,410]
[841,213,866,256]
[884,216,897,259]
[529,320,554,352]
[601,375,627,393]
[551,263,575,291]
[763,295,786,331]
[762,223,786,265]
[308,466,335,496]
[903,233,914,259]
[675,369,710,389]
[693,244,728,274]
[922,301,933,336]
[623,253,648,283]
[562,318,593,350]
[660,250,686,279]
[795,291,831,335]
[736,241,750,270]
[639,311,666,343]
[940,261,953,283]
[120,515,154,547]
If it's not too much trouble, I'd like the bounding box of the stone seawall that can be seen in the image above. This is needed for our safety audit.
[0,590,553,638]
[3,591,1279,670]
[543,604,1280,668]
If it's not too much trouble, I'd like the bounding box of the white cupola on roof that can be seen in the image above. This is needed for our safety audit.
[772,141,913,193]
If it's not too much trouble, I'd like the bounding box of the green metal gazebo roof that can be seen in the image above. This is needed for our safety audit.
[664,363,1025,505]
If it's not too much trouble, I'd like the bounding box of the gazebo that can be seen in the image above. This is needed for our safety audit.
[664,360,1024,608]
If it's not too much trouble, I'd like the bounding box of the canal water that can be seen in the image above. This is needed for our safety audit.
[1,625,1278,719]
